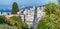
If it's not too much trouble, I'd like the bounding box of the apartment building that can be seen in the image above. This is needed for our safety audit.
[19,6,45,28]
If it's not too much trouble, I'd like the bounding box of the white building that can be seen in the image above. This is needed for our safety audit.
[24,6,35,25]
[0,12,11,16]
[18,6,45,28]
[0,9,11,16]
[37,6,45,21]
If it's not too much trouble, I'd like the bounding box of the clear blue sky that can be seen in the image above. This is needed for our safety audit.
[0,0,58,9]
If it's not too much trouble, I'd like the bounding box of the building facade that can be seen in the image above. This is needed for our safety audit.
[18,6,45,28]
[0,10,11,16]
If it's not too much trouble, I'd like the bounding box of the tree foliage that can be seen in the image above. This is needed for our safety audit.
[0,16,6,24]
[45,3,59,15]
[36,3,60,29]
[12,2,19,14]
[36,15,58,29]
[5,16,29,29]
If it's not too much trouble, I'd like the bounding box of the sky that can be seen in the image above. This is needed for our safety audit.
[0,0,58,9]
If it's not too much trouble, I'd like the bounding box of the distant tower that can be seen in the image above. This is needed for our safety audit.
[58,0,60,5]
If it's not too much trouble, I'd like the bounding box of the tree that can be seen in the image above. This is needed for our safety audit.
[6,16,22,25]
[36,2,60,29]
[0,16,6,24]
[5,16,29,29]
[22,22,29,29]
[36,15,58,29]
[12,2,19,14]
[45,3,56,15]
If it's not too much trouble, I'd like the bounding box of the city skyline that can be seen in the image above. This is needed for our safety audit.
[0,0,58,9]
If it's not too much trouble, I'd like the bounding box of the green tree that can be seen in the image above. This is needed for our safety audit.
[36,15,58,29]
[22,22,29,29]
[36,3,60,29]
[45,3,57,15]
[6,16,22,25]
[5,16,29,29]
[0,16,6,24]
[12,2,19,14]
